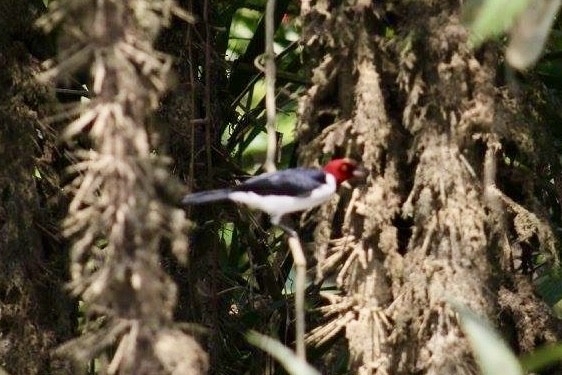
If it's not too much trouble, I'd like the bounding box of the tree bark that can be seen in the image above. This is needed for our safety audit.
[299,1,562,374]
[38,0,209,373]
[0,2,74,374]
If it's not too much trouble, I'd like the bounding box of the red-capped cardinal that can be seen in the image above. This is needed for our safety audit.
[181,158,365,235]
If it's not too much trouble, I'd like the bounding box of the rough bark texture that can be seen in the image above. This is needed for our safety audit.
[299,1,562,374]
[37,0,209,373]
[391,5,496,374]
[4,0,562,373]
[0,2,74,374]
[299,2,402,373]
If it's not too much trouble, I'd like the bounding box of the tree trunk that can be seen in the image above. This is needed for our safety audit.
[38,0,209,373]
[0,2,74,374]
[299,1,562,374]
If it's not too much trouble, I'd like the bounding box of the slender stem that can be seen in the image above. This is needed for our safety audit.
[203,0,212,178]
[264,0,305,360]
[187,1,195,192]
[264,0,277,173]
[287,235,306,360]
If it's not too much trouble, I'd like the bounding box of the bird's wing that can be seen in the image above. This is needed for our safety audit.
[233,168,326,196]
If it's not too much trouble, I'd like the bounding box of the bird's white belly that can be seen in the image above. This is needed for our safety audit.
[227,176,336,223]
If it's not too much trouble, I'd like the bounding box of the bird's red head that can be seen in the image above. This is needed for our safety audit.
[323,158,365,185]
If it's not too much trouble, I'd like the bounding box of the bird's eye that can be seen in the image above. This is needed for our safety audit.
[340,164,348,172]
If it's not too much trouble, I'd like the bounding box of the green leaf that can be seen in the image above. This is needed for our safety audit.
[547,29,562,52]
[505,0,561,70]
[536,271,562,318]
[521,343,562,372]
[453,302,523,375]
[33,167,42,179]
[246,331,321,375]
[227,7,262,61]
[536,272,562,306]
[464,0,532,47]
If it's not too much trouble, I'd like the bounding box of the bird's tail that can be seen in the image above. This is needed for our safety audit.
[181,189,231,205]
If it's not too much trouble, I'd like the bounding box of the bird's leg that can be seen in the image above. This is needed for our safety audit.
[271,215,298,237]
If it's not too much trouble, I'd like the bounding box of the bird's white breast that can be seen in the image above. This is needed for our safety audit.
[227,174,337,224]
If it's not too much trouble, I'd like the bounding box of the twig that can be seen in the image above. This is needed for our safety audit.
[203,0,212,178]
[203,0,221,364]
[54,87,92,98]
[264,0,277,173]
[187,3,196,193]
[263,0,305,360]
[230,40,304,109]
[288,235,306,360]
[247,331,320,375]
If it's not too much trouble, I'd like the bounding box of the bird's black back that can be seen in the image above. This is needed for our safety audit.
[233,168,327,196]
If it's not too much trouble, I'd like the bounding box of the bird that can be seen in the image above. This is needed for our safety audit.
[181,158,365,236]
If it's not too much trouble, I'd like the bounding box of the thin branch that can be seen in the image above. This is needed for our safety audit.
[264,0,278,173]
[230,40,304,109]
[204,0,212,177]
[288,235,307,360]
[187,0,196,193]
[263,0,307,360]
[54,87,92,98]
[263,0,306,361]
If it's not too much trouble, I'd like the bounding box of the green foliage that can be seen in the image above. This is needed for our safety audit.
[176,4,311,372]
[465,0,562,334]
[455,303,524,375]
[42,0,562,373]
[521,343,562,372]
[464,0,532,47]
[536,271,562,318]
[531,18,562,324]
[221,0,301,172]
[457,302,562,373]
[537,57,562,90]
[536,29,562,89]
[464,0,561,69]
[227,8,262,61]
